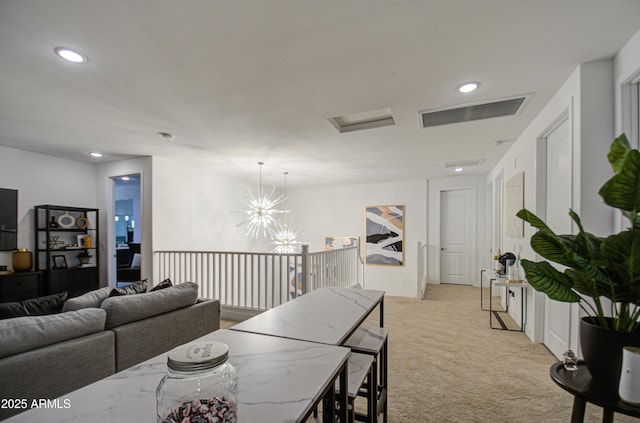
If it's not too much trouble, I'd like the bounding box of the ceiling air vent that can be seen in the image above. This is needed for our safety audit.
[330,107,395,133]
[419,96,527,129]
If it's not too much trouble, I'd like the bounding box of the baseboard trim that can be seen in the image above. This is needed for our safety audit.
[220,305,264,322]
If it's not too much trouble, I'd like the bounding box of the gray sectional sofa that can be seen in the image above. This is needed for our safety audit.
[0,282,220,421]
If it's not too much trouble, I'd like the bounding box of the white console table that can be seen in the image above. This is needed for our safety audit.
[489,279,529,332]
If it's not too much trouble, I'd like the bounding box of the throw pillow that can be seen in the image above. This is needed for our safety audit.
[0,302,27,320]
[62,287,110,312]
[150,278,173,292]
[108,279,148,297]
[0,291,68,320]
[21,291,68,316]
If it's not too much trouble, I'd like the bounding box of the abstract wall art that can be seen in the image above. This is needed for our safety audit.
[365,205,404,265]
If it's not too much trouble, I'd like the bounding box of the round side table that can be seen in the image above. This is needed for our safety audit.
[549,361,640,423]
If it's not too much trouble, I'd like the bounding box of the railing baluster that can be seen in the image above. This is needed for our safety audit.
[153,247,358,312]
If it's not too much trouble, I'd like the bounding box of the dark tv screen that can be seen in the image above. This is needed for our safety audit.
[0,188,18,251]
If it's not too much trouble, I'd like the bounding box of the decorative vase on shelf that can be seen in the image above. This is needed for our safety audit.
[12,248,33,272]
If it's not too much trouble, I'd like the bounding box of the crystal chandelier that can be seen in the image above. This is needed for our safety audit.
[236,162,288,239]
[271,220,303,253]
[271,172,302,253]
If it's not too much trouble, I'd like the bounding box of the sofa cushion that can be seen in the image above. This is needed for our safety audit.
[62,287,110,312]
[0,308,107,359]
[0,291,68,320]
[101,282,199,329]
[150,278,173,292]
[108,279,148,297]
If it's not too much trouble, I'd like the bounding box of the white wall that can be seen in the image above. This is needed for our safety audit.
[0,146,97,271]
[287,179,427,297]
[151,157,255,253]
[577,60,615,237]
[615,28,640,144]
[486,59,616,344]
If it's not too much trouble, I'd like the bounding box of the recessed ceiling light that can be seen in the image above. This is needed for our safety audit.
[89,152,103,158]
[54,47,87,63]
[493,139,512,146]
[453,167,464,172]
[121,176,130,181]
[456,82,479,94]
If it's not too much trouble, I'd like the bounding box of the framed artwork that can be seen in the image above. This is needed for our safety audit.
[324,236,360,251]
[506,171,524,238]
[365,205,404,265]
[52,255,67,269]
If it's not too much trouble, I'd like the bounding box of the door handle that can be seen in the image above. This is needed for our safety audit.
[440,248,447,251]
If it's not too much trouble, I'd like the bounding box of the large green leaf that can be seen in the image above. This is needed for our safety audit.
[568,209,584,232]
[607,133,631,174]
[561,233,601,262]
[565,210,605,261]
[569,253,614,290]
[520,259,581,303]
[598,231,640,302]
[530,231,586,269]
[516,209,552,232]
[599,148,640,213]
[622,210,640,229]
[565,268,600,299]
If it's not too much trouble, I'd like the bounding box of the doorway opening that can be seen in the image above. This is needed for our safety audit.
[112,174,141,288]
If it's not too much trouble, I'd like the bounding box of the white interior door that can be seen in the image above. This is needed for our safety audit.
[543,116,573,359]
[440,188,474,285]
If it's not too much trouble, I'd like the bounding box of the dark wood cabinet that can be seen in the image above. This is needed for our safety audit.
[35,205,99,298]
[48,267,98,297]
[0,271,43,303]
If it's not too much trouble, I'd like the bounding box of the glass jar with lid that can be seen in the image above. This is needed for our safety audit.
[156,341,238,423]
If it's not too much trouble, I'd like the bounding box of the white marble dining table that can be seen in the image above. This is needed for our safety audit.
[4,329,349,423]
[230,287,385,346]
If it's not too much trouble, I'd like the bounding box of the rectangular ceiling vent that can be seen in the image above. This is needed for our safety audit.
[444,159,484,168]
[419,96,527,129]
[330,107,395,133]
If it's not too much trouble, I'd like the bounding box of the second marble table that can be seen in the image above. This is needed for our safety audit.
[230,287,385,346]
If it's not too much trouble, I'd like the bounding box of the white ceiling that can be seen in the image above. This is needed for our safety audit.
[2,1,640,188]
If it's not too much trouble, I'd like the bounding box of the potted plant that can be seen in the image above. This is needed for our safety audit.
[517,133,640,389]
[76,251,92,265]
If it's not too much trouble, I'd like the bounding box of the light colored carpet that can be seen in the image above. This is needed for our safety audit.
[223,284,639,422]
